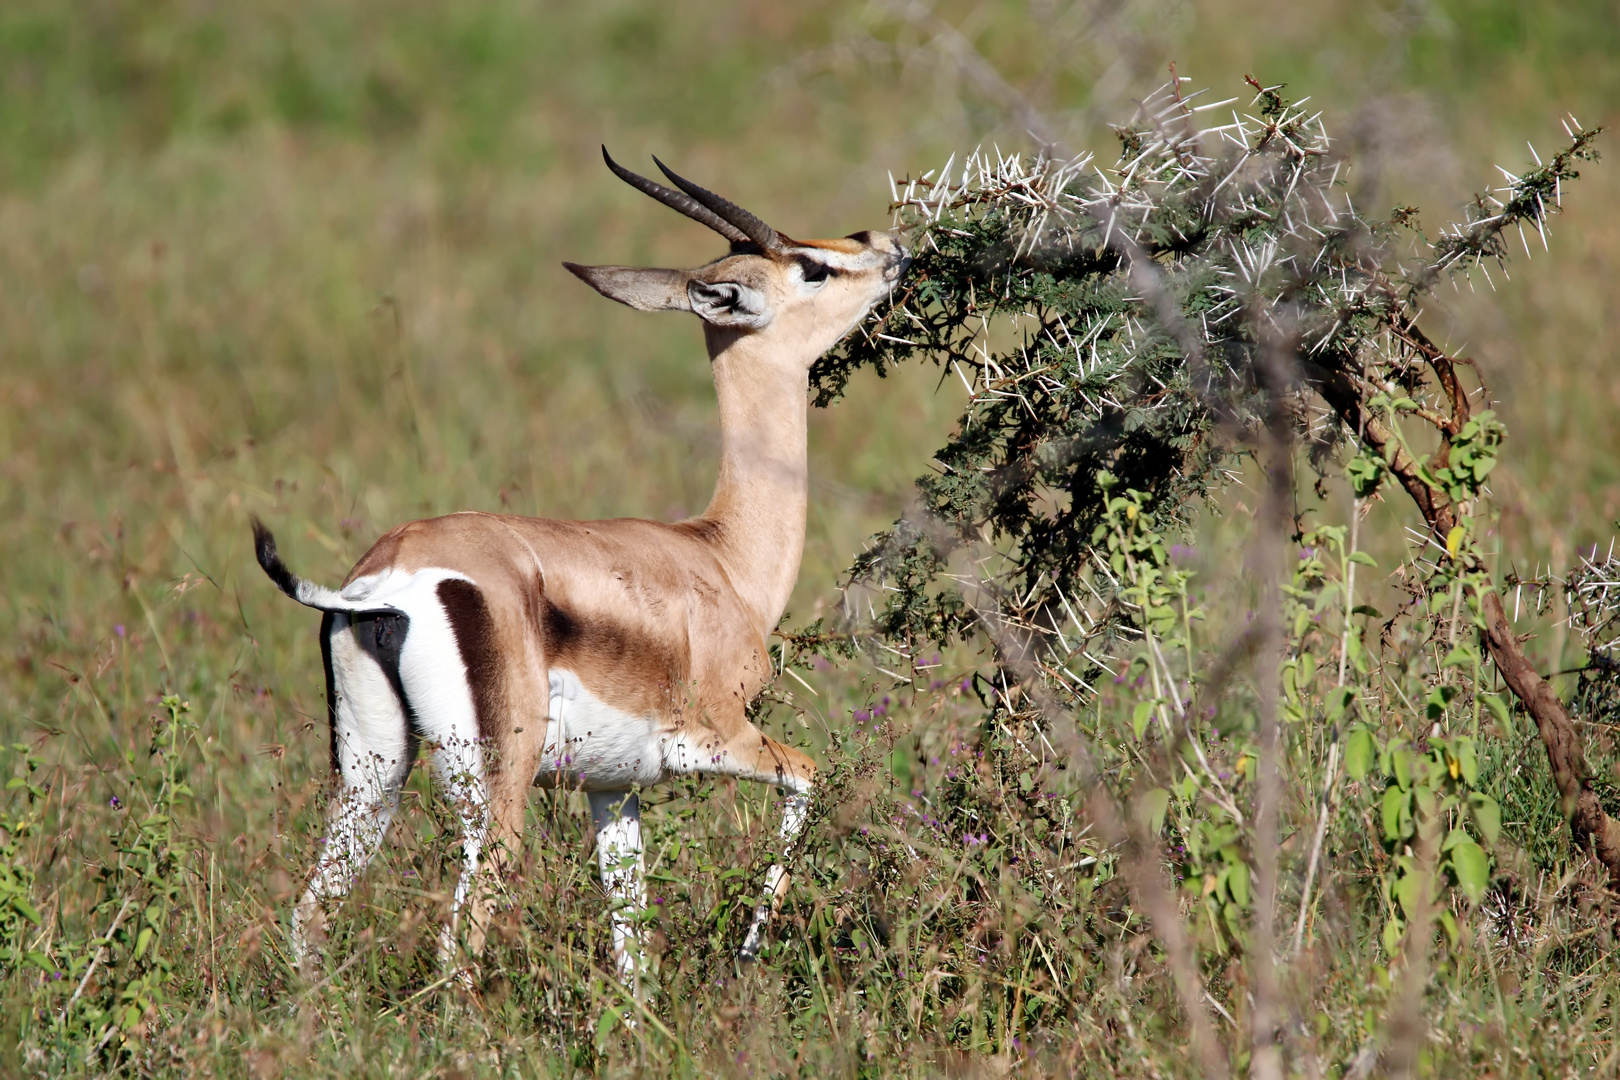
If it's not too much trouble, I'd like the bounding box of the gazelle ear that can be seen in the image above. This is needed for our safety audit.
[563,263,693,312]
[686,279,773,329]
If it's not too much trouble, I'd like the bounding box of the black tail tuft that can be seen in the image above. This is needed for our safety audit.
[252,517,302,601]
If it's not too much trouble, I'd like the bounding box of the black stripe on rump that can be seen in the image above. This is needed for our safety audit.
[352,609,420,774]
[319,611,338,776]
[438,578,501,745]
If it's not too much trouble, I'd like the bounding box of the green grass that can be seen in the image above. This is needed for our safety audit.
[3,0,1619,1074]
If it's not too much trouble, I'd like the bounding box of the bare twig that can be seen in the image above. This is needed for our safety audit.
[1292,499,1360,955]
[61,896,133,1022]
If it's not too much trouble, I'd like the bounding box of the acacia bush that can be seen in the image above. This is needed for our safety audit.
[781,76,1613,1074]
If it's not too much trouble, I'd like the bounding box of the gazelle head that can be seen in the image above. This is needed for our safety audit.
[565,148,908,364]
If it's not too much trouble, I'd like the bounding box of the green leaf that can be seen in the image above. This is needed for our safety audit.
[1382,916,1404,956]
[1347,551,1379,567]
[1226,859,1250,908]
[1441,645,1476,669]
[597,1007,621,1044]
[1481,693,1512,729]
[1345,727,1376,781]
[1453,737,1478,785]
[1426,685,1459,720]
[1132,701,1155,740]
[134,926,154,960]
[1450,839,1490,904]
[1382,786,1409,842]
[1439,909,1460,947]
[1393,870,1422,918]
[1391,747,1413,791]
[1381,737,1405,781]
[1470,793,1502,847]
[1138,788,1170,837]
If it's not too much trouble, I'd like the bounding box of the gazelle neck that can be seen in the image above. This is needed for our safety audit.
[695,325,811,630]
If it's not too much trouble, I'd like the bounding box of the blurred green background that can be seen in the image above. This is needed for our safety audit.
[1,0,1617,891]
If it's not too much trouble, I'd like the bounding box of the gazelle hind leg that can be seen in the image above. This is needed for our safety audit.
[427,731,493,968]
[293,614,417,970]
[588,790,646,992]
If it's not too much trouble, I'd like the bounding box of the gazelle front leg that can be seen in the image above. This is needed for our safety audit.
[588,790,646,990]
[739,786,811,961]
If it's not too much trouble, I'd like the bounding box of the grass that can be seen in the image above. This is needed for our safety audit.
[2,0,1619,1074]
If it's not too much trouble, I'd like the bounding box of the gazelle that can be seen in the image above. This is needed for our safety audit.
[253,148,907,987]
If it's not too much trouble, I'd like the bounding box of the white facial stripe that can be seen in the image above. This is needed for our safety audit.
[793,243,886,272]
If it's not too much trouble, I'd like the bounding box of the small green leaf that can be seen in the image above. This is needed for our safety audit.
[1454,737,1478,785]
[1450,839,1490,903]
[1414,784,1437,818]
[1426,685,1459,719]
[1382,786,1409,842]
[1138,788,1171,837]
[1470,794,1502,847]
[133,926,154,960]
[1441,645,1476,669]
[1381,737,1405,780]
[1393,870,1423,918]
[1347,551,1378,567]
[1382,916,1403,956]
[1481,693,1512,729]
[597,1006,621,1044]
[1345,727,1376,781]
[1132,701,1155,740]
[1391,747,1413,791]
[1439,909,1460,947]
[1226,860,1250,908]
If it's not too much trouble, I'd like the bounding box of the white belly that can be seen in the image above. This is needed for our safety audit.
[538,669,666,790]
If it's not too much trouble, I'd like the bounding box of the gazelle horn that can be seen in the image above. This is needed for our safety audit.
[601,146,751,247]
[653,155,788,256]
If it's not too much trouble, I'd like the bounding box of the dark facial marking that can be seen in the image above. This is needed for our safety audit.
[793,254,836,283]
